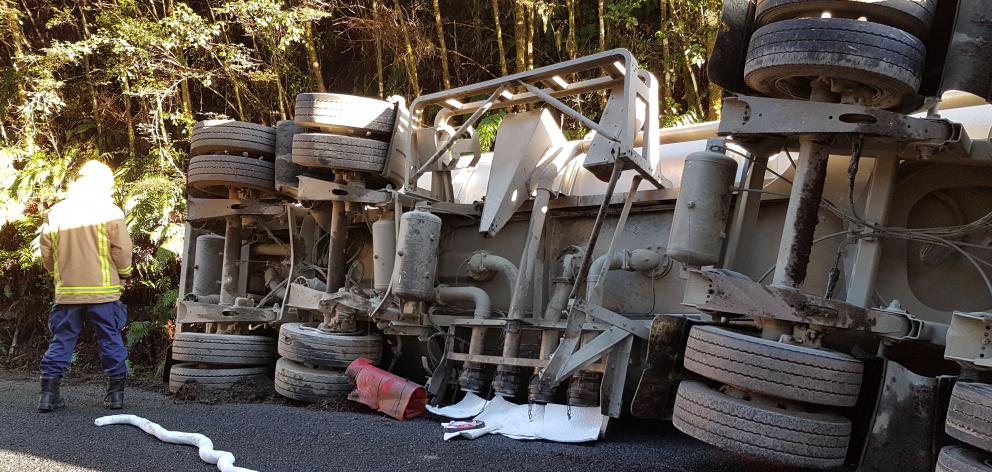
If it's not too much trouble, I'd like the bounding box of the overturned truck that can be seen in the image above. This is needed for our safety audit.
[169,1,992,470]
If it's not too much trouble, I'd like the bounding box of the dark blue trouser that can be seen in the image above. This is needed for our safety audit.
[40,301,129,379]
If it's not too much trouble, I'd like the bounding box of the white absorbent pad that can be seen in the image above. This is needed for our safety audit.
[439,395,604,443]
[426,392,488,419]
[94,414,258,472]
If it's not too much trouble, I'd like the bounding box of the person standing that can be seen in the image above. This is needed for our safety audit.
[37,160,133,412]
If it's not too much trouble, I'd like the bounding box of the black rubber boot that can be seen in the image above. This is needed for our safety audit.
[104,376,125,410]
[38,377,66,412]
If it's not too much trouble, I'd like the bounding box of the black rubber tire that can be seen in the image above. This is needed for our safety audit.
[277,322,382,368]
[683,325,863,407]
[172,332,275,366]
[187,154,275,196]
[274,358,352,403]
[291,133,390,173]
[294,93,395,139]
[755,0,936,40]
[744,18,925,109]
[168,363,270,393]
[947,382,992,452]
[672,381,851,470]
[937,446,992,472]
[190,120,276,158]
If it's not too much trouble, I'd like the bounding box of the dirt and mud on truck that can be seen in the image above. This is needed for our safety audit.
[168,1,992,470]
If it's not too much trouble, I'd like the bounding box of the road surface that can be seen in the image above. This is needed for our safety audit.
[0,370,795,472]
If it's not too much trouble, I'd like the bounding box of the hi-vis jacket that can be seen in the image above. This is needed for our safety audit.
[39,196,133,304]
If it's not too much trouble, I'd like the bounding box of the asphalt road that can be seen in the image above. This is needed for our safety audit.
[0,369,795,472]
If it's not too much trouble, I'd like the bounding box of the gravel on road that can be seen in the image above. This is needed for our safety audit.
[0,369,796,472]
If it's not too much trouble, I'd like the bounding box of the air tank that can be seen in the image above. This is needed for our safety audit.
[391,203,442,301]
[667,144,738,267]
[372,218,396,292]
[192,234,225,297]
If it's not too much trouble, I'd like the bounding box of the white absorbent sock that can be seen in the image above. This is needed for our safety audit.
[94,414,258,472]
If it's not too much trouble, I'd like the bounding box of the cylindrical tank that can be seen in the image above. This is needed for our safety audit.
[192,234,225,297]
[391,204,442,301]
[372,218,396,292]
[667,147,738,267]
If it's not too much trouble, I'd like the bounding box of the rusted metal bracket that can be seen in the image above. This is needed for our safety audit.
[683,268,941,342]
[945,311,992,368]
[187,198,285,221]
[296,176,392,204]
[176,301,278,323]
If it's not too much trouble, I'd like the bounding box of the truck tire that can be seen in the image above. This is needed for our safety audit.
[274,358,352,403]
[937,446,992,472]
[190,120,276,158]
[168,363,270,393]
[744,18,925,109]
[277,322,383,368]
[294,93,395,139]
[683,325,863,407]
[755,0,936,40]
[274,120,307,194]
[187,154,275,196]
[947,382,992,452]
[291,133,390,173]
[172,332,275,366]
[672,380,851,470]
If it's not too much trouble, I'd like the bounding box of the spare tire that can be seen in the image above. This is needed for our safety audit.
[190,120,276,158]
[278,322,382,368]
[744,17,925,109]
[187,154,275,196]
[672,380,852,470]
[683,325,864,407]
[755,0,936,40]
[172,332,275,366]
[291,133,390,173]
[274,358,353,403]
[937,446,992,472]
[294,93,395,139]
[947,382,992,453]
[168,363,270,393]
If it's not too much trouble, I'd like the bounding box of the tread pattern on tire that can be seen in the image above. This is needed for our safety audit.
[168,363,270,393]
[947,382,992,453]
[172,332,275,366]
[187,154,276,196]
[936,446,992,472]
[672,380,851,470]
[744,18,925,109]
[291,133,390,172]
[294,93,395,138]
[274,358,352,403]
[683,325,863,407]
[191,120,276,157]
[277,322,382,369]
[754,0,936,39]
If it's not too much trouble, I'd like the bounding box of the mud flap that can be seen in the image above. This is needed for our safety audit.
[854,358,955,472]
[629,314,696,420]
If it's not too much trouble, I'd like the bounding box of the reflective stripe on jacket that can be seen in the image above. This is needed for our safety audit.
[39,197,133,304]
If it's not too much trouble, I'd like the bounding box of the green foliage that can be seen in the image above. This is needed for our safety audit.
[476,110,507,153]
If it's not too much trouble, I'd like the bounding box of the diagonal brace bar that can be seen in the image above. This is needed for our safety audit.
[516,80,619,142]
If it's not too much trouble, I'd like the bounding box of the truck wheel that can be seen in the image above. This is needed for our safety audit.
[744,18,925,109]
[172,332,275,366]
[755,0,936,40]
[274,358,352,403]
[937,446,992,472]
[683,325,863,407]
[672,380,851,470]
[190,120,276,158]
[291,133,390,173]
[168,363,270,393]
[947,382,992,453]
[187,154,276,196]
[277,322,383,369]
[294,93,395,139]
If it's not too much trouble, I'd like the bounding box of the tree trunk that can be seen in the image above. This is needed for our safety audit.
[393,0,420,94]
[566,0,577,60]
[372,0,385,98]
[432,0,451,88]
[271,55,289,120]
[513,1,527,73]
[660,0,671,120]
[122,76,137,158]
[598,0,606,51]
[526,3,535,70]
[303,22,327,93]
[78,1,103,145]
[492,0,508,76]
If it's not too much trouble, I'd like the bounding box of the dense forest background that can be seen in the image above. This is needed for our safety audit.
[0,0,723,374]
